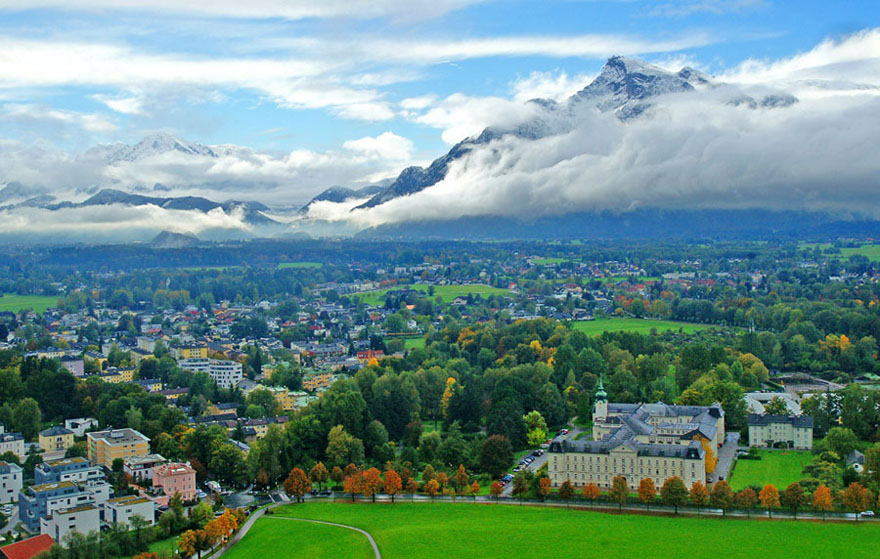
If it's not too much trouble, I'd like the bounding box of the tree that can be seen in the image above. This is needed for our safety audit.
[583,483,600,504]
[330,466,344,487]
[812,484,833,520]
[759,484,780,518]
[326,425,364,468]
[863,443,880,488]
[609,475,629,511]
[283,468,311,503]
[660,477,688,514]
[824,427,859,458]
[842,482,872,519]
[689,481,709,513]
[479,435,513,478]
[781,482,807,519]
[425,479,441,500]
[406,477,420,496]
[735,488,757,518]
[538,477,552,501]
[454,464,470,493]
[468,480,480,501]
[489,481,503,500]
[763,396,789,416]
[12,398,41,440]
[384,469,402,503]
[709,480,734,517]
[512,470,530,502]
[343,472,363,501]
[362,468,382,502]
[559,480,575,507]
[638,478,656,510]
[178,529,213,559]
[309,462,329,490]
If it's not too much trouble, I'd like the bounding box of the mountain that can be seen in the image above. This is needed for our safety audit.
[355,56,797,212]
[355,57,713,210]
[85,133,244,164]
[150,230,201,249]
[300,184,385,213]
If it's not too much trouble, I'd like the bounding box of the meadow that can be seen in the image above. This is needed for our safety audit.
[572,317,709,335]
[277,262,323,269]
[729,449,813,491]
[224,502,880,559]
[0,294,58,313]
[355,284,511,307]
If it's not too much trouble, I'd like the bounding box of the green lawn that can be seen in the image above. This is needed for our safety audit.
[402,337,426,350]
[531,257,570,265]
[729,449,813,491]
[277,262,323,269]
[223,515,373,559]
[251,502,880,559]
[0,294,58,313]
[356,284,511,307]
[572,317,709,335]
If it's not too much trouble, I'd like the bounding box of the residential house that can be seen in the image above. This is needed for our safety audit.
[40,504,100,545]
[34,457,103,485]
[152,462,197,502]
[39,426,75,453]
[0,461,22,504]
[103,495,155,527]
[747,414,814,450]
[86,429,151,470]
[0,424,25,460]
[123,454,166,482]
[63,418,98,438]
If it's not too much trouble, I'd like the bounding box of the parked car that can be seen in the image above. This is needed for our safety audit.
[861,510,875,517]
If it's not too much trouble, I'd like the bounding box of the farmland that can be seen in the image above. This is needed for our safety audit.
[223,503,880,559]
[355,284,511,307]
[0,294,58,314]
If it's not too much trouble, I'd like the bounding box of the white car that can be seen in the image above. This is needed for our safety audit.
[860,510,875,517]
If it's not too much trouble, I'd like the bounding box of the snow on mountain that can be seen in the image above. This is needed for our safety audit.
[85,133,246,164]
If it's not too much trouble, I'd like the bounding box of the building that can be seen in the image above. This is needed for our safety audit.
[59,356,84,378]
[547,382,723,491]
[262,386,296,412]
[133,379,163,392]
[744,392,801,415]
[123,454,167,482]
[64,418,98,438]
[177,345,208,359]
[34,457,103,485]
[19,481,87,532]
[178,358,243,389]
[86,429,151,470]
[0,426,25,460]
[0,534,55,559]
[302,371,334,392]
[152,462,197,502]
[40,504,100,545]
[39,426,75,453]
[846,450,866,473]
[0,461,23,504]
[103,495,155,527]
[747,414,813,450]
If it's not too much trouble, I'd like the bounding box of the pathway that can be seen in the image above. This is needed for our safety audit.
[265,516,381,559]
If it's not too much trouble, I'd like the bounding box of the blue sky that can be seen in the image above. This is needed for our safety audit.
[0,0,878,215]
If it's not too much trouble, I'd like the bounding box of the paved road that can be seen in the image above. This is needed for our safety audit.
[710,432,740,484]
[502,427,586,496]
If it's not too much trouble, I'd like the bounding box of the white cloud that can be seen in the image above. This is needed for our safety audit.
[648,0,767,17]
[511,70,594,103]
[91,93,145,115]
[1,103,116,133]
[343,132,414,161]
[410,93,543,144]
[0,0,486,21]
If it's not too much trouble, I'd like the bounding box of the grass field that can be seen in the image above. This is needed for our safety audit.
[242,502,880,559]
[801,242,880,262]
[0,294,58,313]
[531,257,571,265]
[277,262,323,269]
[224,515,373,559]
[729,449,813,491]
[356,284,511,307]
[403,337,426,350]
[572,317,709,336]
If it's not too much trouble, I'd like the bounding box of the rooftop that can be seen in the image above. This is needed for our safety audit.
[0,534,55,559]
[87,428,150,444]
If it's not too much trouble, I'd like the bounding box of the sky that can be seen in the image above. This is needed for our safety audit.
[0,1,879,238]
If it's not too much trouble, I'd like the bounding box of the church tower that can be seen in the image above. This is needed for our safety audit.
[593,378,607,421]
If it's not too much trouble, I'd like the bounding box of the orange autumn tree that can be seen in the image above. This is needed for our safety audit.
[812,485,833,520]
[559,480,575,507]
[178,529,213,559]
[583,483,601,504]
[468,480,480,501]
[489,481,503,499]
[690,481,709,512]
[735,488,758,518]
[454,464,470,493]
[309,462,329,490]
[362,468,383,502]
[638,478,656,510]
[609,476,629,511]
[283,467,311,503]
[425,479,441,500]
[759,484,780,518]
[842,482,872,517]
[406,477,420,496]
[384,469,402,503]
[538,477,552,501]
[343,471,363,502]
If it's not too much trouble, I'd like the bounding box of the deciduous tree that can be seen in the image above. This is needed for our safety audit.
[781,482,807,519]
[559,480,575,506]
[383,469,402,503]
[538,477,552,501]
[709,480,734,517]
[489,481,503,499]
[735,488,757,518]
[583,483,600,504]
[759,484,780,518]
[609,475,629,511]
[283,468,311,503]
[812,484,833,520]
[309,462,329,490]
[842,482,872,519]
[425,479,441,499]
[343,472,362,502]
[454,464,470,493]
[362,468,383,502]
[690,481,709,512]
[660,477,688,514]
[638,478,656,510]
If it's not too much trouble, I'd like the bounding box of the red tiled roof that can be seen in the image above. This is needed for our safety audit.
[1,535,55,559]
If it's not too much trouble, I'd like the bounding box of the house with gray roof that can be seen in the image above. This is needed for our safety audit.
[747,414,813,450]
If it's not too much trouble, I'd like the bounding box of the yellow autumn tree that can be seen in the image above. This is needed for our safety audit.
[694,435,717,474]
[441,377,457,417]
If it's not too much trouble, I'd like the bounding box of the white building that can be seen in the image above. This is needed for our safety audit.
[0,423,25,460]
[123,454,167,482]
[103,495,155,527]
[64,418,99,438]
[0,461,22,504]
[40,504,101,545]
[178,358,243,389]
[747,414,813,450]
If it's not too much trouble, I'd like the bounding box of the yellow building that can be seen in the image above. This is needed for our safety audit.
[97,370,123,383]
[302,371,334,392]
[178,345,208,359]
[129,348,155,366]
[86,429,151,469]
[39,426,75,453]
[264,386,296,412]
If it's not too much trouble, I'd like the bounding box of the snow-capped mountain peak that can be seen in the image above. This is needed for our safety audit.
[85,133,240,164]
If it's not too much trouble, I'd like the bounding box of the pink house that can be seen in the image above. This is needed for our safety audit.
[152,462,197,502]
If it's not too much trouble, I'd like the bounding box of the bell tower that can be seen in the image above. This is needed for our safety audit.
[593,378,607,421]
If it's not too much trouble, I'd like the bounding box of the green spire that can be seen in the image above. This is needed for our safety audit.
[595,378,607,401]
